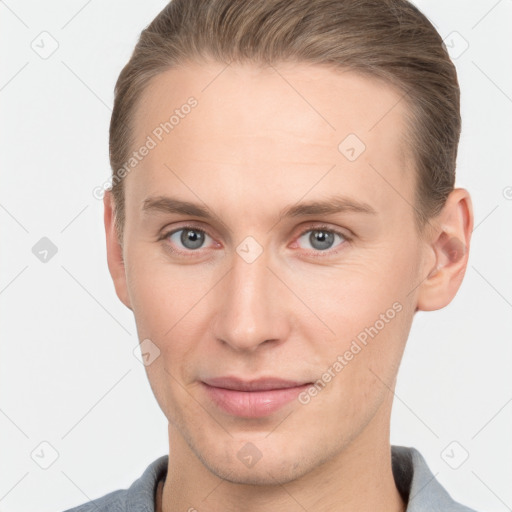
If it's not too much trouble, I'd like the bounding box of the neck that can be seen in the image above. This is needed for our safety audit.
[160,402,405,512]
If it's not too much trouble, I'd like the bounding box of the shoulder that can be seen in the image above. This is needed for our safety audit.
[60,455,168,512]
[62,489,126,512]
[391,445,480,512]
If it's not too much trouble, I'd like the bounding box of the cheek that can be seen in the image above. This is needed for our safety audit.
[125,254,216,383]
[125,256,203,419]
[125,247,204,336]
[291,243,418,375]
[295,253,410,328]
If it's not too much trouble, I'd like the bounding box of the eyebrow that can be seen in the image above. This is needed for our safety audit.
[141,195,377,219]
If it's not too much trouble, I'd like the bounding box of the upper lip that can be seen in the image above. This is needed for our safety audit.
[202,376,311,392]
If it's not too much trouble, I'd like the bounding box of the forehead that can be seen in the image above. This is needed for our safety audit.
[127,61,414,223]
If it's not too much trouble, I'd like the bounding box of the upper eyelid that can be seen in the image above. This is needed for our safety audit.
[160,222,212,239]
[297,225,349,238]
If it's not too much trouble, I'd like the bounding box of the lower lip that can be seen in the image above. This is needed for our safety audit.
[201,382,311,418]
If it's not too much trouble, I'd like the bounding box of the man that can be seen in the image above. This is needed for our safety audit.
[66,0,477,510]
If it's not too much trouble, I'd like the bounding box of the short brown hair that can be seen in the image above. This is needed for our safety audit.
[109,0,460,244]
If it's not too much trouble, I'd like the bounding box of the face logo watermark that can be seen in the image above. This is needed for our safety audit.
[338,133,366,162]
[236,236,264,264]
[440,234,466,264]
[133,338,161,366]
[237,442,263,468]
[32,237,58,263]
[31,31,59,60]
[440,441,469,470]
[30,441,59,469]
[442,31,469,60]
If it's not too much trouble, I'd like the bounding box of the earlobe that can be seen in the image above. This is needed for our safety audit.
[416,188,474,312]
[103,190,132,310]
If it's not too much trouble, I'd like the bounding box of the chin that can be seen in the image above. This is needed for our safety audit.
[204,456,310,486]
[190,436,329,487]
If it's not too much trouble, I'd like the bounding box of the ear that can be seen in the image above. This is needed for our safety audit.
[104,190,132,310]
[416,188,473,312]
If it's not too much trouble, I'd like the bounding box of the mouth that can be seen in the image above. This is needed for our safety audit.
[201,376,313,418]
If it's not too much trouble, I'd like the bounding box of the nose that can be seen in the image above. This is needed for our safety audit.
[211,245,291,353]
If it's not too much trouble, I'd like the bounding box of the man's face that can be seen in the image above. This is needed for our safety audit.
[114,62,431,484]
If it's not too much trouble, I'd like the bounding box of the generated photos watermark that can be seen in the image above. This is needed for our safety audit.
[298,301,403,405]
[93,96,198,200]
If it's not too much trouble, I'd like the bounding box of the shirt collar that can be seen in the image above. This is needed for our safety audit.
[124,446,475,512]
[392,445,475,511]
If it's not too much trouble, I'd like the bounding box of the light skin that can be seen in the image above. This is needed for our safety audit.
[104,61,473,512]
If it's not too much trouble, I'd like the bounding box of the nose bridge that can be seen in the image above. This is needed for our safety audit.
[212,246,288,352]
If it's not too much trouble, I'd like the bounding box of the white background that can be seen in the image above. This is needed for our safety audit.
[1,1,511,511]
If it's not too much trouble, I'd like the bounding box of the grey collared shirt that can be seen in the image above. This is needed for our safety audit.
[62,445,477,512]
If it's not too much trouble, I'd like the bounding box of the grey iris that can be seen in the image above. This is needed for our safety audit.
[310,230,334,250]
[181,229,204,249]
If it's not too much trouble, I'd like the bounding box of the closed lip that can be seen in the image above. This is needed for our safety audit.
[202,376,312,392]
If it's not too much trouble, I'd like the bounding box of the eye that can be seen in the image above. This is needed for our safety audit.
[166,227,213,251]
[296,226,347,252]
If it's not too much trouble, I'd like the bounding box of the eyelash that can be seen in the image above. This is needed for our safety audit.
[159,223,351,258]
